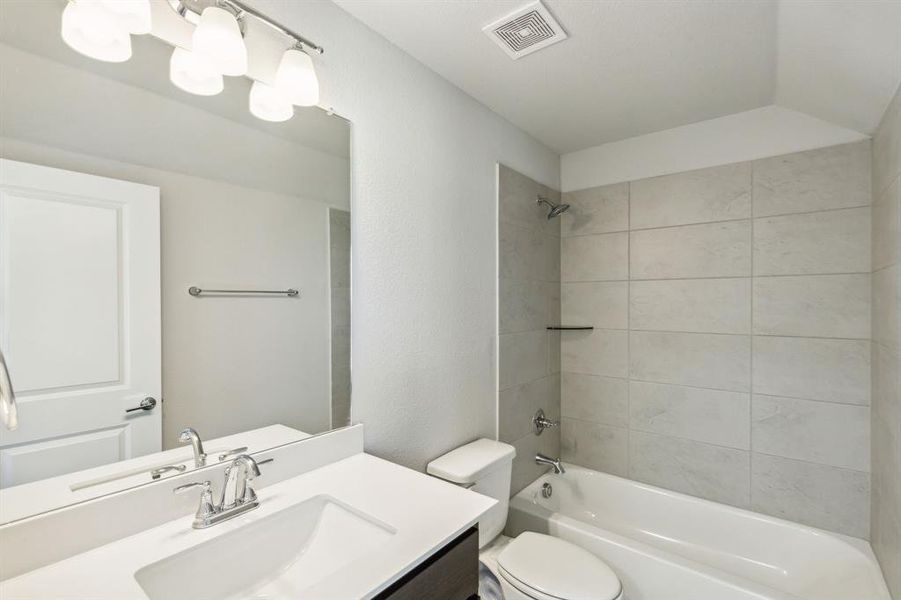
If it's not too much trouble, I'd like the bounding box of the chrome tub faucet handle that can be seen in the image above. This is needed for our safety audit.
[532,409,559,435]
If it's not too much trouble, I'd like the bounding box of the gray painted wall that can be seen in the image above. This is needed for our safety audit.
[250,0,560,472]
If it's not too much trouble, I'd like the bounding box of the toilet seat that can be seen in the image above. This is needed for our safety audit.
[497,532,622,600]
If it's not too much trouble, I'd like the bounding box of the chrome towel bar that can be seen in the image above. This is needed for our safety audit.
[188,286,299,297]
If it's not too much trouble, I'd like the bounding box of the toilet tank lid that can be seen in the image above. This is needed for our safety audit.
[427,439,516,484]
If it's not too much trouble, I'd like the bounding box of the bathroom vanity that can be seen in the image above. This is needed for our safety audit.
[376,528,479,600]
[0,426,493,599]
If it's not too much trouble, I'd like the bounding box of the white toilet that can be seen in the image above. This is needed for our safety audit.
[427,438,624,600]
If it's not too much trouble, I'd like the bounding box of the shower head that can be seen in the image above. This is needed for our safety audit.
[548,203,570,218]
[537,195,570,220]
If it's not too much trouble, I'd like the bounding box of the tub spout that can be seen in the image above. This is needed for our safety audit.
[535,453,565,474]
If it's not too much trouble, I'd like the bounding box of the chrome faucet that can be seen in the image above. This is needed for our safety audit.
[178,427,207,468]
[219,454,261,509]
[174,454,262,529]
[535,453,566,474]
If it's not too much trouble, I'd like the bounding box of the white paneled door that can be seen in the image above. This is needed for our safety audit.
[0,159,160,488]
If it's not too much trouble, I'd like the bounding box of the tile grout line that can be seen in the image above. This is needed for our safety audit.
[749,161,755,505]
[626,180,632,476]
[559,201,871,239]
[567,325,872,343]
[606,424,871,475]
[561,370,872,408]
[562,271,871,284]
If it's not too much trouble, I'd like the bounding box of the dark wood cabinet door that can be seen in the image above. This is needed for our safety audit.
[374,527,479,600]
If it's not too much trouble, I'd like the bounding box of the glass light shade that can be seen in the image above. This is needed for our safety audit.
[274,49,320,107]
[170,48,223,96]
[99,0,152,35]
[61,1,132,63]
[192,6,247,77]
[249,81,293,122]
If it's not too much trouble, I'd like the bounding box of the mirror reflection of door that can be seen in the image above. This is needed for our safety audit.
[0,159,162,487]
[0,0,350,523]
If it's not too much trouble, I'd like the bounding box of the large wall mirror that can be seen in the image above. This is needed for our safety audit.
[0,0,351,523]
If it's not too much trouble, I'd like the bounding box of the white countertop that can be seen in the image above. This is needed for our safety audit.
[0,452,496,599]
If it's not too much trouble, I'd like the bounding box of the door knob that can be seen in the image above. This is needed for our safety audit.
[126,397,157,413]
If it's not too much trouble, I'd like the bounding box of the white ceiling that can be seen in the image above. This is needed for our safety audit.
[775,0,901,135]
[335,0,901,154]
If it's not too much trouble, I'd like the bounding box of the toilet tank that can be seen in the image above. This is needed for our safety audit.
[426,439,516,548]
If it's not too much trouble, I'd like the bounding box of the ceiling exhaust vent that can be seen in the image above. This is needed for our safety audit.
[483,1,567,60]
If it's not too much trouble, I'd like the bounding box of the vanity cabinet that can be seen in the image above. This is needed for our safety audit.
[375,526,479,600]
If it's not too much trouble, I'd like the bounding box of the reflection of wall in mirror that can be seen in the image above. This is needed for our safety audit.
[0,34,350,450]
[330,209,351,427]
[0,42,349,207]
[1,137,346,448]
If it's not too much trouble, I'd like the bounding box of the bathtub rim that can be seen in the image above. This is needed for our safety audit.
[508,462,889,599]
[512,463,874,553]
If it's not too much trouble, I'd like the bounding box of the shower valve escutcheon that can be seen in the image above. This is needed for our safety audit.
[532,409,559,436]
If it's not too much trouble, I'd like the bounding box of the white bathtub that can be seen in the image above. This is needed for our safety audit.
[505,464,890,600]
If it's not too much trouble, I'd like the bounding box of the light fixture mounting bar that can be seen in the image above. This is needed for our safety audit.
[170,0,324,54]
[223,0,323,54]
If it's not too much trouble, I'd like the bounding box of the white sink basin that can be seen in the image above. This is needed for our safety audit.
[134,495,395,600]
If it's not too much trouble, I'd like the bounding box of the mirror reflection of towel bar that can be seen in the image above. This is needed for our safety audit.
[188,286,299,297]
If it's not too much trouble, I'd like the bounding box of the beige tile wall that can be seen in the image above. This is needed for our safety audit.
[871,83,901,597]
[498,165,561,495]
[560,141,873,538]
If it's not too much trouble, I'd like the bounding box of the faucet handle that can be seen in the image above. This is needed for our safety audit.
[151,464,187,480]
[218,446,249,461]
[174,480,216,522]
[174,480,211,495]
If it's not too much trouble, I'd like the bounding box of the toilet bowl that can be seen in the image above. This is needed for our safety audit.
[427,439,623,600]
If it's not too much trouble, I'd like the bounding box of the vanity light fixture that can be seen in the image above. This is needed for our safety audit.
[60,0,324,124]
[191,5,247,76]
[249,81,294,122]
[60,0,141,63]
[170,47,224,96]
[168,0,324,121]
[275,48,320,107]
[99,0,153,35]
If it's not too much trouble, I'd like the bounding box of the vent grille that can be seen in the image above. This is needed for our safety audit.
[483,1,567,60]
[494,11,554,52]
